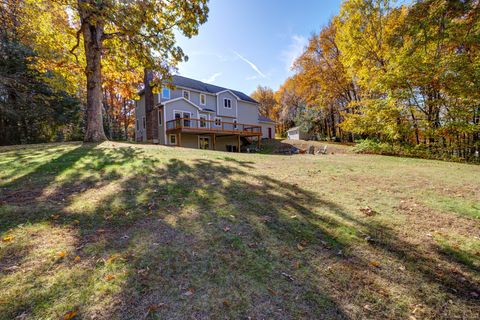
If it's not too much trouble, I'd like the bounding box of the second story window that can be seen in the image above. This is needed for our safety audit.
[224,98,232,109]
[162,87,170,99]
[183,90,190,100]
[214,117,222,127]
[200,93,206,105]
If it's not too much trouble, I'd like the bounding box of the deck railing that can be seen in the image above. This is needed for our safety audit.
[166,118,261,135]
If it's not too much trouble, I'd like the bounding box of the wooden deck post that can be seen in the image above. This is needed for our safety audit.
[178,132,182,147]
[212,133,216,150]
[258,135,261,148]
[237,134,241,153]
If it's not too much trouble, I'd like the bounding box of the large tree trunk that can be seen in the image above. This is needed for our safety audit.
[79,0,107,142]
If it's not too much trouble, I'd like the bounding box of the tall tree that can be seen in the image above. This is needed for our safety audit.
[251,86,278,119]
[72,0,209,141]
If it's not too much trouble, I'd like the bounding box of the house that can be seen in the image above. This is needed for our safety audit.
[287,126,308,140]
[259,115,276,139]
[135,75,275,151]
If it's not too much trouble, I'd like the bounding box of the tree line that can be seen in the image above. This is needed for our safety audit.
[253,0,479,161]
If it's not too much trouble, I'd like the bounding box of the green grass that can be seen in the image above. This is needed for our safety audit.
[0,142,479,319]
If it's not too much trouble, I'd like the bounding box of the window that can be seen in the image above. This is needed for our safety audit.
[214,117,222,127]
[162,87,170,99]
[200,115,208,128]
[136,120,139,130]
[169,134,177,145]
[233,119,238,130]
[183,90,190,100]
[174,111,191,127]
[224,98,232,109]
[200,94,206,105]
[158,109,162,125]
[142,117,146,129]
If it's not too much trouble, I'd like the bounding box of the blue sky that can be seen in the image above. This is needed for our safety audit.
[175,0,342,95]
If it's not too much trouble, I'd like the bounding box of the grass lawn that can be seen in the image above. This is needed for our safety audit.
[0,142,479,319]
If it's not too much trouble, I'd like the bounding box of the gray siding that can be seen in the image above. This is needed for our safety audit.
[237,101,259,125]
[164,99,201,122]
[135,96,146,142]
[260,122,275,139]
[216,91,238,118]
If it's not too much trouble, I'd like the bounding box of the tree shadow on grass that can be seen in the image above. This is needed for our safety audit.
[0,144,478,319]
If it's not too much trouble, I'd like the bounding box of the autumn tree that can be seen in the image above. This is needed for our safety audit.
[250,86,278,119]
[293,20,359,141]
[69,0,209,142]
[275,76,306,134]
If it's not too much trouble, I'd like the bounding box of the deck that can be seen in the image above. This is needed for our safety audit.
[165,118,262,151]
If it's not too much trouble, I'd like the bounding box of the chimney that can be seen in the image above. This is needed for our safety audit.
[144,69,159,143]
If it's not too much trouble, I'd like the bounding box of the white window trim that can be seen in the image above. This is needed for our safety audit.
[173,110,192,119]
[214,117,222,127]
[182,90,190,100]
[169,134,177,145]
[198,136,211,149]
[200,93,206,106]
[173,110,192,128]
[223,98,232,109]
[162,87,170,99]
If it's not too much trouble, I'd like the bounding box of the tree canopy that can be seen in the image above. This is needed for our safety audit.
[272,0,480,161]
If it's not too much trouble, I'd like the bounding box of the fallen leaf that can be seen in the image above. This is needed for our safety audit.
[267,287,277,296]
[51,214,60,220]
[183,288,194,296]
[294,261,301,269]
[363,304,372,311]
[105,274,115,281]
[74,256,81,262]
[147,303,166,313]
[223,300,230,307]
[248,243,258,248]
[57,251,67,258]
[2,235,14,242]
[223,226,230,232]
[360,206,377,216]
[63,310,77,320]
[297,244,305,251]
[370,261,381,268]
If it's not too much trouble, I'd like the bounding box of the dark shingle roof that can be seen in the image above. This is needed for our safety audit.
[169,75,258,104]
[258,115,275,123]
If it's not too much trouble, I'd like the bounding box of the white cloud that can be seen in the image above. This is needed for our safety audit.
[281,34,308,72]
[233,51,267,78]
[202,72,222,83]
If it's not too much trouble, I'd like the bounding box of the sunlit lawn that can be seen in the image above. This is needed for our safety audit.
[0,142,479,319]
